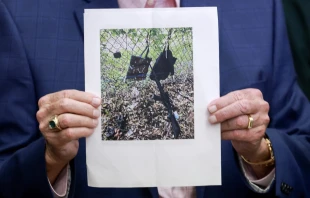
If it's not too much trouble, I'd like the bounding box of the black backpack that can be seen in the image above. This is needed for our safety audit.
[150,45,177,81]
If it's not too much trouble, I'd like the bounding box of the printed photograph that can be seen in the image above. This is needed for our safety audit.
[100,27,193,140]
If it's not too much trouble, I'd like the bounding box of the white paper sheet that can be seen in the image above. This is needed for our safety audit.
[84,7,220,188]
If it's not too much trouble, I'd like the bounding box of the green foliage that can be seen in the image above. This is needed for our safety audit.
[100,27,193,95]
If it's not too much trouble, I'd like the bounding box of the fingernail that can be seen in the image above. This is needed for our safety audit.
[209,115,217,124]
[93,109,100,118]
[93,119,98,127]
[208,105,217,113]
[92,98,101,106]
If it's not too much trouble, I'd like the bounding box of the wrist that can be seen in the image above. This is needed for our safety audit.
[244,138,270,163]
[241,137,275,179]
[45,146,68,184]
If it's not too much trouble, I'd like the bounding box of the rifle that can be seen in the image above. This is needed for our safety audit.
[153,78,181,138]
[150,29,181,138]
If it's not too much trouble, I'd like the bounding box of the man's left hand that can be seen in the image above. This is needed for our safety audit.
[207,88,270,163]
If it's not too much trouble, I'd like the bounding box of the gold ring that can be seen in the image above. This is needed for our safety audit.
[247,115,254,129]
[48,115,62,131]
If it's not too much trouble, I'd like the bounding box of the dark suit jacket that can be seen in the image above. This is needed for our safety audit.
[282,0,310,101]
[0,0,309,197]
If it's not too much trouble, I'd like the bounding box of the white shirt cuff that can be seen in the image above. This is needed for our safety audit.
[239,156,275,193]
[48,164,70,198]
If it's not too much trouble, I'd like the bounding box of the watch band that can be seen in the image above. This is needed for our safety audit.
[241,137,275,167]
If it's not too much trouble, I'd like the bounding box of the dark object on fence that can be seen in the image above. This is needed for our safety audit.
[113,52,121,58]
[126,55,151,80]
[150,46,177,81]
[126,33,152,81]
[124,29,181,138]
[150,29,180,139]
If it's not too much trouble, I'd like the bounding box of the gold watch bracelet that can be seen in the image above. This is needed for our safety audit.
[241,137,275,167]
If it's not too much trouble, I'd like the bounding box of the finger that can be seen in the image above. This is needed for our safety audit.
[39,98,100,122]
[45,127,95,145]
[207,89,263,113]
[57,113,99,129]
[38,90,101,108]
[59,127,95,142]
[221,125,266,142]
[221,114,265,131]
[208,99,261,124]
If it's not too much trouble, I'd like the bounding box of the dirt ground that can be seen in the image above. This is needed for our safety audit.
[101,76,194,141]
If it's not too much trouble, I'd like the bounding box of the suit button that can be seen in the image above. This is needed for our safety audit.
[281,182,293,195]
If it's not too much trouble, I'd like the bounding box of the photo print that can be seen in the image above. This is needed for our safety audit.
[100,27,193,141]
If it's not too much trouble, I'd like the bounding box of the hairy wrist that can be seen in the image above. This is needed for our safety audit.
[242,138,275,179]
[246,138,270,162]
[45,146,68,184]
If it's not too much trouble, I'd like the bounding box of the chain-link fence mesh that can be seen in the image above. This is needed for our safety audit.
[100,27,194,140]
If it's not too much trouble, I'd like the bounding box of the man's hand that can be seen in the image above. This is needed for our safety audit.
[36,90,101,184]
[207,88,273,178]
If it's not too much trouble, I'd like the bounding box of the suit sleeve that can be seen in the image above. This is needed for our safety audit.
[241,1,310,197]
[0,1,54,197]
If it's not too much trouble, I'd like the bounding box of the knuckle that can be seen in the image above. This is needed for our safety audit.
[62,89,76,99]
[59,98,70,111]
[263,115,270,125]
[62,90,70,99]
[236,116,246,128]
[38,97,48,107]
[42,104,51,113]
[233,91,244,101]
[60,115,70,128]
[39,123,45,132]
[262,101,270,112]
[65,128,74,140]
[238,100,250,113]
[36,110,45,121]
[252,89,263,98]
[232,130,241,139]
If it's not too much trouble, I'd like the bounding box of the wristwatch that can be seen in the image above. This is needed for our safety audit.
[241,137,275,167]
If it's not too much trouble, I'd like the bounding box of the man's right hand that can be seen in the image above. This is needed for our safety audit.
[36,90,101,184]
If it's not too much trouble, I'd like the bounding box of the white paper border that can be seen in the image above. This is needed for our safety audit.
[84,7,221,187]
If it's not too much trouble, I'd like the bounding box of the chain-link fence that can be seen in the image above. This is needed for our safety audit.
[100,27,194,140]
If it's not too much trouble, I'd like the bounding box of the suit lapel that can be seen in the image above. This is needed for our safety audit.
[74,0,119,34]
